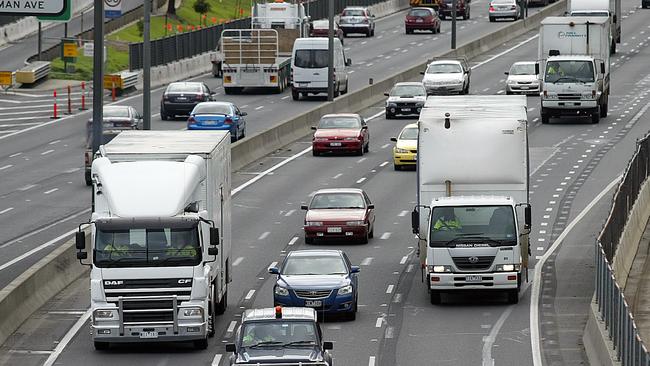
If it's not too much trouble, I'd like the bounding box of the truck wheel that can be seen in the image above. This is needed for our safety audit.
[208,285,216,337]
[507,289,519,304]
[85,171,92,186]
[215,285,227,315]
[541,112,550,124]
[94,341,110,350]
[610,41,616,55]
[429,290,442,305]
[193,338,208,350]
[591,111,601,124]
[291,88,300,101]
[489,16,495,22]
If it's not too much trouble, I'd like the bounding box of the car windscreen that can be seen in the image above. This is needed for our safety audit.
[399,127,418,140]
[104,107,130,118]
[240,321,318,347]
[310,193,365,209]
[342,9,364,16]
[193,103,231,115]
[166,83,202,93]
[408,9,432,17]
[282,255,348,275]
[545,60,595,83]
[293,49,329,69]
[428,205,517,247]
[391,85,426,97]
[317,117,361,129]
[426,63,462,74]
[94,226,201,267]
[509,63,535,75]
[491,0,515,4]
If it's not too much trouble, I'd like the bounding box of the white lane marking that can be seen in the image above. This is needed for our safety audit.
[18,184,36,191]
[8,350,53,355]
[258,231,270,240]
[49,139,61,145]
[386,285,394,294]
[530,175,621,366]
[356,177,367,184]
[0,207,14,214]
[40,149,54,155]
[496,90,504,94]
[0,209,89,251]
[284,209,296,217]
[375,317,383,327]
[212,354,223,366]
[227,321,238,333]
[381,143,390,149]
[269,261,278,269]
[366,110,384,121]
[0,164,12,170]
[357,157,367,163]
[406,264,414,273]
[255,106,264,110]
[380,161,389,167]
[44,188,59,195]
[398,210,409,217]
[282,95,290,100]
[399,255,408,265]
[47,311,87,315]
[288,236,299,246]
[380,232,391,240]
[232,257,244,266]
[472,34,539,70]
[9,152,22,157]
[245,289,256,300]
[360,257,373,266]
[369,356,376,366]
[42,309,91,366]
[333,173,343,179]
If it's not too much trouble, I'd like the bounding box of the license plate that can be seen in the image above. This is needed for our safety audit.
[520,86,529,90]
[465,275,482,282]
[305,300,322,307]
[177,97,187,101]
[203,120,217,125]
[327,227,342,233]
[330,142,342,147]
[139,331,158,339]
[416,19,423,22]
[403,108,412,112]
[297,82,309,86]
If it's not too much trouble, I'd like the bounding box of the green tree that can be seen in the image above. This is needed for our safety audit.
[193,0,211,25]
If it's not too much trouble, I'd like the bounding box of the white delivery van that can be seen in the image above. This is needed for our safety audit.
[291,37,351,101]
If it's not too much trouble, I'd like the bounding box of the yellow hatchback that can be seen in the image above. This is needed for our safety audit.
[390,123,418,170]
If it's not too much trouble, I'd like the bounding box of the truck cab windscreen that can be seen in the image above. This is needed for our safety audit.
[429,206,517,247]
[94,226,201,267]
[294,49,328,68]
[545,60,595,83]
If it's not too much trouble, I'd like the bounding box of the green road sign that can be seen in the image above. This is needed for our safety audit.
[36,0,71,21]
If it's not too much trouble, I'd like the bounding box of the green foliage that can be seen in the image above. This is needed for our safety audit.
[193,0,211,21]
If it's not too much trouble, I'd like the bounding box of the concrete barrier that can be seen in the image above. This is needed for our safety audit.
[0,233,88,346]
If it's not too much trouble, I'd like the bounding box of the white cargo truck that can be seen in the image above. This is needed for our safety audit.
[411,96,531,305]
[537,16,610,124]
[567,0,621,54]
[75,130,232,350]
[219,1,309,94]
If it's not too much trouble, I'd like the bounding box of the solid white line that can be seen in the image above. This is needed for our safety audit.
[284,209,296,217]
[472,34,539,70]
[212,354,223,366]
[530,175,621,366]
[49,139,61,145]
[255,106,264,110]
[44,188,59,195]
[0,209,89,251]
[9,152,22,157]
[366,110,385,121]
[369,356,376,366]
[42,310,91,366]
[0,207,14,214]
[380,232,391,240]
[227,321,237,333]
[0,229,75,271]
[245,289,256,300]
[232,257,244,266]
[288,236,299,246]
[356,177,366,184]
[386,285,394,294]
[258,231,270,240]
[381,143,390,149]
[0,164,12,170]
[18,184,35,191]
[357,157,367,163]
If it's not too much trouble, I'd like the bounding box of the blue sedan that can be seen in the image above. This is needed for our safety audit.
[269,250,360,320]
[187,101,247,142]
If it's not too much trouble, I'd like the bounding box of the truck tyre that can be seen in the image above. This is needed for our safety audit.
[94,341,109,350]
[610,41,616,55]
[507,289,519,304]
[208,285,216,337]
[215,284,227,315]
[591,111,601,124]
[194,338,208,350]
[429,290,442,305]
[489,16,495,22]
[85,171,92,186]
[600,96,609,118]
[292,88,300,101]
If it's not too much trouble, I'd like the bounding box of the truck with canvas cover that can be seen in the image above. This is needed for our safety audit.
[411,96,531,305]
[537,16,611,124]
[75,131,232,350]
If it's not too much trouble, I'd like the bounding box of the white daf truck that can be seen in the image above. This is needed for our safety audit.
[411,96,531,305]
[567,0,621,54]
[75,130,232,350]
[538,16,610,124]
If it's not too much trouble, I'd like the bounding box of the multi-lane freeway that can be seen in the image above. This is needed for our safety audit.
[1,1,650,365]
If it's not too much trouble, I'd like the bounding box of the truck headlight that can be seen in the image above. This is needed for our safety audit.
[274,286,289,296]
[338,285,353,295]
[305,221,322,227]
[94,309,116,320]
[496,264,520,272]
[428,265,452,273]
[346,221,365,226]
[545,92,558,100]
[182,307,204,318]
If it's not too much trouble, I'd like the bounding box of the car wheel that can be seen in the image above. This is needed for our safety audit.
[347,307,357,321]
[507,289,519,304]
[240,127,246,139]
[385,112,393,119]
[305,236,314,244]
[429,290,442,305]
[405,28,412,34]
[160,110,168,120]
[394,164,401,171]
[368,224,374,238]
[357,146,364,156]
[94,341,110,351]
[363,141,369,153]
[506,90,513,95]
[359,231,369,244]
[591,111,600,124]
[291,88,300,101]
[312,149,319,157]
[437,25,441,33]
[341,80,349,95]
[231,132,238,143]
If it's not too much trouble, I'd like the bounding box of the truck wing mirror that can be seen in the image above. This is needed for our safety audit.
[411,210,420,234]
[75,231,86,250]
[534,63,539,76]
[323,341,333,350]
[525,204,532,229]
[208,247,219,256]
[77,251,88,260]
[210,227,220,246]
[225,343,236,352]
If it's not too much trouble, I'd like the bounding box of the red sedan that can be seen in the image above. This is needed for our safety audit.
[312,113,370,156]
[310,19,345,45]
[405,7,441,34]
[302,188,376,244]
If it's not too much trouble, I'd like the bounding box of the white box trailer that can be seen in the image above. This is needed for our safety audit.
[76,130,232,350]
[538,16,611,124]
[412,96,531,305]
[567,0,621,53]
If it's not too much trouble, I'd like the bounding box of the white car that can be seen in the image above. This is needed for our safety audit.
[420,59,470,95]
[489,0,521,22]
[505,61,540,95]
[384,82,427,119]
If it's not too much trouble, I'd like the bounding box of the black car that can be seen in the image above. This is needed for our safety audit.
[160,82,215,120]
[438,0,471,19]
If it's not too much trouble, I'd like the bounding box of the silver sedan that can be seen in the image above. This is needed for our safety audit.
[489,0,521,22]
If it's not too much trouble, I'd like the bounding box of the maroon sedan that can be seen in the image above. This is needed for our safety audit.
[312,113,370,156]
[310,19,345,45]
[302,188,375,244]
[405,7,441,34]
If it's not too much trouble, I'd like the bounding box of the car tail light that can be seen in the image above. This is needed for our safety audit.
[163,93,169,101]
[543,90,548,97]
[188,116,196,123]
[224,117,233,125]
[195,94,204,101]
[270,75,277,83]
[511,5,516,10]
[224,76,232,84]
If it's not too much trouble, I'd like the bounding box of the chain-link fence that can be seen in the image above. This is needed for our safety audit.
[595,133,650,365]
[128,0,394,70]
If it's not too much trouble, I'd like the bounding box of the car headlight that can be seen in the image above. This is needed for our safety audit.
[305,221,323,226]
[386,102,397,107]
[275,286,289,296]
[495,264,520,272]
[346,220,365,226]
[182,307,204,318]
[428,265,452,273]
[506,79,516,85]
[314,137,328,142]
[394,147,409,154]
[338,285,353,295]
[415,101,425,107]
[94,309,116,320]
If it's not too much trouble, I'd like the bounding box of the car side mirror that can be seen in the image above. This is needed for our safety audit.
[534,63,540,75]
[346,58,352,66]
[361,125,368,130]
[208,247,219,256]
[311,126,317,131]
[390,137,397,142]
[384,92,389,97]
[76,231,86,250]
[323,341,333,350]
[411,210,420,234]
[504,72,509,75]
[210,227,220,246]
[420,71,425,75]
[367,204,375,209]
[301,204,308,210]
[268,267,280,274]
[240,111,247,116]
[350,266,360,274]
[226,343,236,352]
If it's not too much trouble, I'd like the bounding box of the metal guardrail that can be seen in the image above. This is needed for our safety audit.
[103,71,138,91]
[595,133,650,365]
[15,61,50,84]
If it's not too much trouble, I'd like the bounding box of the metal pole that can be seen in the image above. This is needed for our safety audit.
[81,11,84,33]
[92,0,104,156]
[451,0,457,50]
[37,22,42,61]
[327,0,334,101]
[64,23,68,72]
[143,0,151,130]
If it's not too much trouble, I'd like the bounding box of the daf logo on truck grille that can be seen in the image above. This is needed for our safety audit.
[104,280,123,286]
[468,256,480,264]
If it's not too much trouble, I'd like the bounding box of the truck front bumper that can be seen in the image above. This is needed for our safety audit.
[542,99,598,115]
[428,271,518,290]
[92,322,207,342]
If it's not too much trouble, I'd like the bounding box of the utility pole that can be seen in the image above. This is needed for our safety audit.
[37,22,42,60]
[451,0,457,50]
[64,22,68,72]
[327,0,334,101]
[91,0,104,156]
[143,0,151,129]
